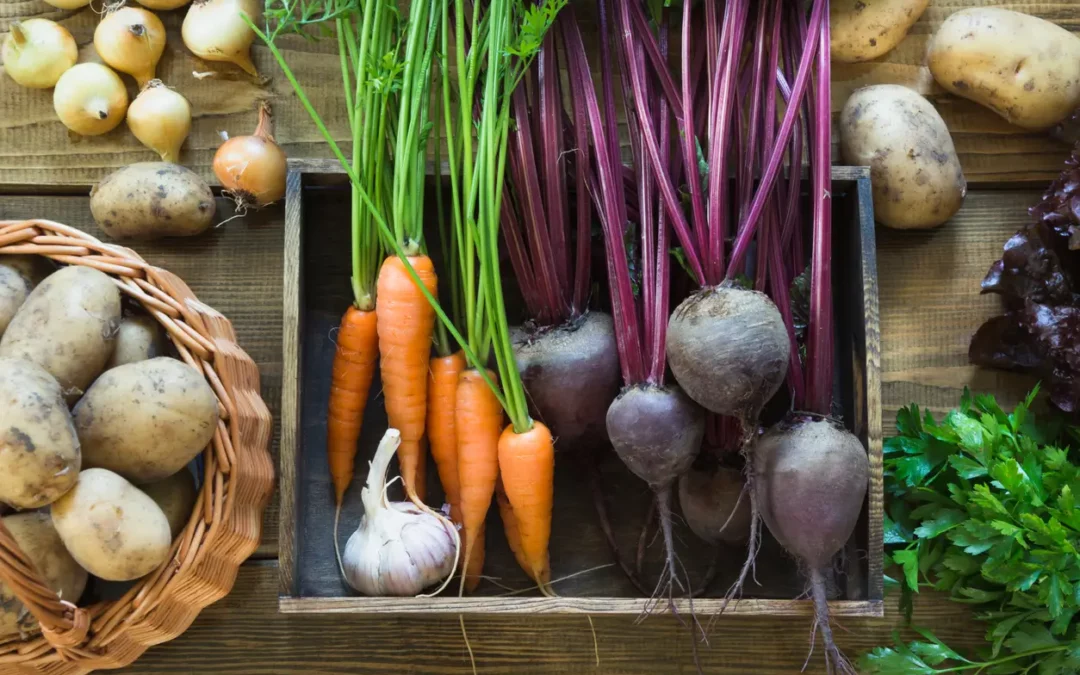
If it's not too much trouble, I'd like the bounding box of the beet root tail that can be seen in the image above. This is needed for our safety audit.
[809,568,856,675]
[590,467,649,594]
[721,480,761,615]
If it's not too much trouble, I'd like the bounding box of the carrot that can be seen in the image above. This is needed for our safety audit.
[463,523,485,593]
[327,305,379,505]
[376,254,437,503]
[455,368,503,594]
[495,476,535,583]
[428,351,467,520]
[497,421,554,591]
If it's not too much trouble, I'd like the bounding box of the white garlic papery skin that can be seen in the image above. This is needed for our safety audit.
[343,502,457,596]
[341,429,458,596]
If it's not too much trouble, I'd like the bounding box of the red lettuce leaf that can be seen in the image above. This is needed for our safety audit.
[971,147,1080,414]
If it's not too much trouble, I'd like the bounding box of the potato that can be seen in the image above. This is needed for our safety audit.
[0,512,87,639]
[139,469,197,538]
[50,468,171,581]
[831,0,928,63]
[0,358,80,508]
[74,357,218,483]
[90,162,216,240]
[0,266,120,401]
[840,85,967,229]
[0,256,51,338]
[106,313,168,370]
[928,8,1080,130]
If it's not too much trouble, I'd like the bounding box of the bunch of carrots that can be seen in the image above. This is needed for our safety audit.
[258,0,563,596]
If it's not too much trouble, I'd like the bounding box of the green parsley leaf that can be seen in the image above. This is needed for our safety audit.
[1004,623,1060,653]
[949,454,988,479]
[914,510,967,539]
[893,548,920,592]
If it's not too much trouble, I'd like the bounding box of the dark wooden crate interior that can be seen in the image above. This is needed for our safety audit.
[289,172,876,603]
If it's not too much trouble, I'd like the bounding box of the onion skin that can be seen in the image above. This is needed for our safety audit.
[213,102,287,208]
[2,19,77,89]
[53,63,129,137]
[182,0,262,77]
[127,81,191,163]
[94,7,166,88]
[137,0,193,8]
[41,0,90,8]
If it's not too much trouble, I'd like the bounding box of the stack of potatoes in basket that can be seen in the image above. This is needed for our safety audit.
[0,255,215,639]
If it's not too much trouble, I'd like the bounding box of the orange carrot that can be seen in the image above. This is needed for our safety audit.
[455,368,502,594]
[375,254,437,503]
[464,523,486,593]
[495,476,536,583]
[428,351,466,520]
[497,421,555,590]
[326,306,379,505]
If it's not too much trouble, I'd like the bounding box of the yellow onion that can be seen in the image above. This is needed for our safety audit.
[53,63,129,136]
[136,0,193,8]
[127,80,192,163]
[213,102,287,208]
[94,6,166,88]
[2,19,77,89]
[42,0,90,8]
[182,0,262,77]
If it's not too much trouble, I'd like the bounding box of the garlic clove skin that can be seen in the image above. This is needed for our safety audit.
[340,429,458,597]
[343,501,457,596]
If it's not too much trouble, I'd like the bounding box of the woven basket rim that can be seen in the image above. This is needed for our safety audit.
[0,219,275,675]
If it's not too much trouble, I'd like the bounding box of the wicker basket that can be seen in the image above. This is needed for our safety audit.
[0,219,275,674]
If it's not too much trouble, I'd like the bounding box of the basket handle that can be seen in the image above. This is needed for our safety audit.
[0,518,90,648]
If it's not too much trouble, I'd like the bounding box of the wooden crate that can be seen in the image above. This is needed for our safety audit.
[278,159,883,617]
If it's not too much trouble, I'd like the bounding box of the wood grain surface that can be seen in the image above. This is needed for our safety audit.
[0,195,284,559]
[878,190,1040,428]
[119,561,984,675]
[3,0,1077,186]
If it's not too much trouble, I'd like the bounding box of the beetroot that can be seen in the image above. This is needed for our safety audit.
[666,284,790,424]
[754,417,868,674]
[607,385,704,490]
[607,384,705,593]
[678,465,750,546]
[512,311,620,450]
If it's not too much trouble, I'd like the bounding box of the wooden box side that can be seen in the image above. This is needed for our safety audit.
[279,164,884,617]
[855,170,885,603]
[279,167,306,595]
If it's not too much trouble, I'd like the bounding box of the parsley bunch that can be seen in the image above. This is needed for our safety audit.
[863,387,1080,674]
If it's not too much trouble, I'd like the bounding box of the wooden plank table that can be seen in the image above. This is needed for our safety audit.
[0,0,1071,672]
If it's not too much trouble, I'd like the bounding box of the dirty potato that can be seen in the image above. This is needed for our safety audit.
[831,0,929,63]
[90,162,216,240]
[106,313,168,370]
[0,265,121,401]
[50,468,171,581]
[0,256,51,338]
[74,357,218,483]
[139,469,197,538]
[0,512,88,639]
[840,85,967,229]
[0,358,80,509]
[928,8,1080,130]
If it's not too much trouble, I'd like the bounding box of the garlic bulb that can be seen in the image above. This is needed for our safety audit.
[342,429,458,596]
